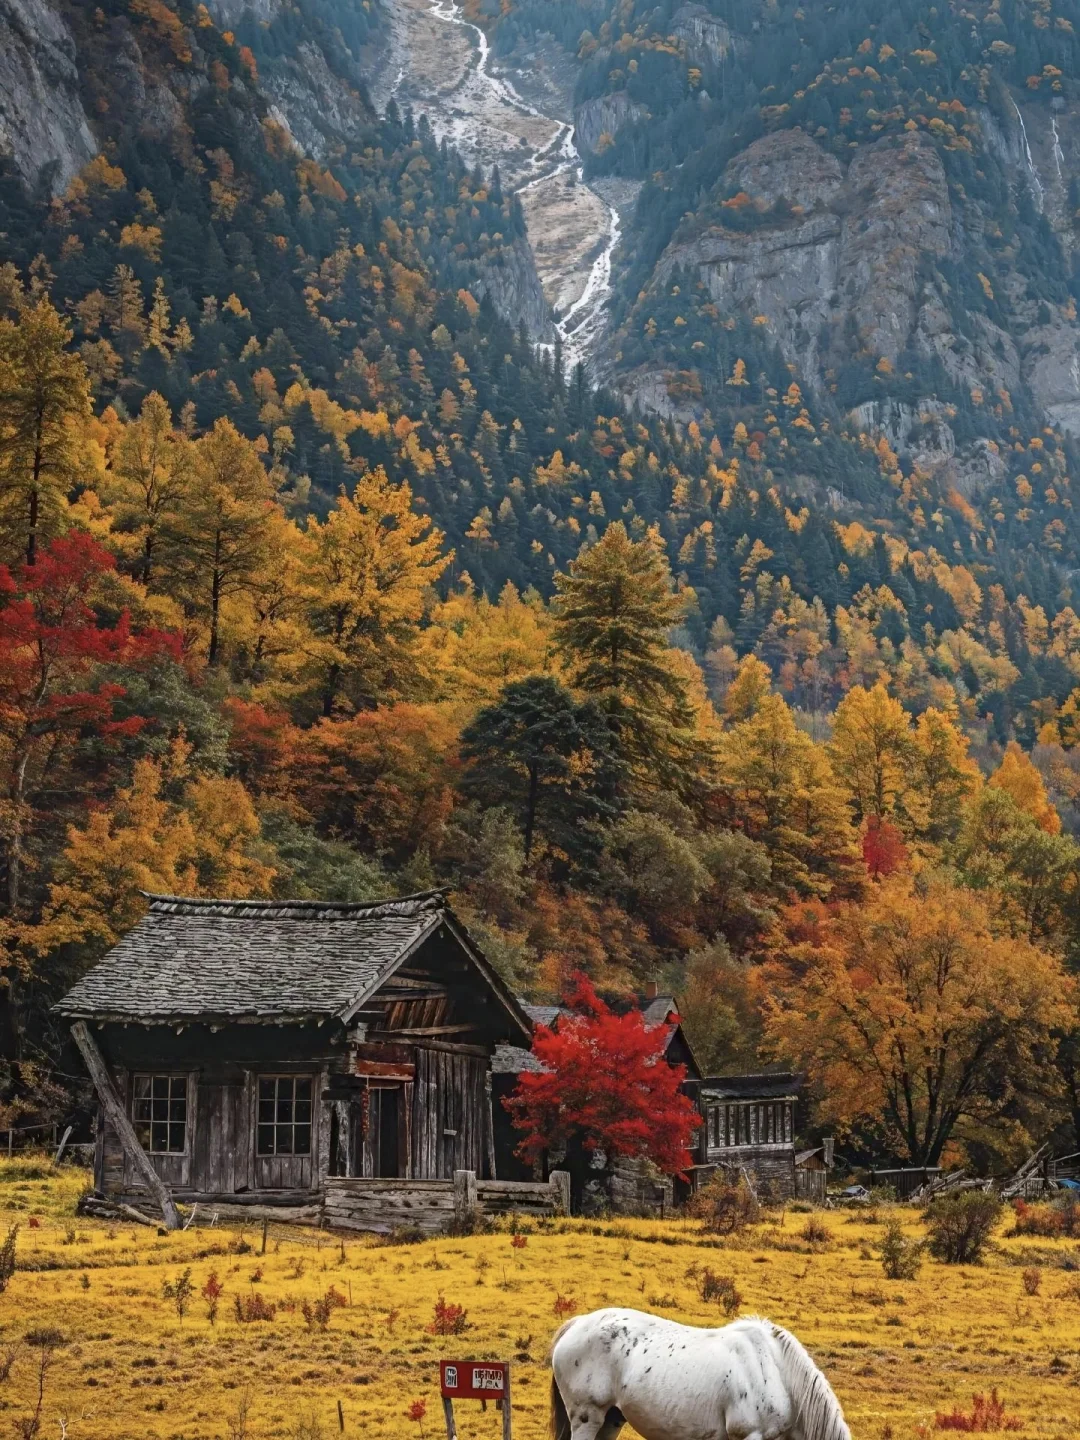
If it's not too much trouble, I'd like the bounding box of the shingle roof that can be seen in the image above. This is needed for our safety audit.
[695,1072,802,1100]
[521,1003,561,1028]
[56,891,457,1024]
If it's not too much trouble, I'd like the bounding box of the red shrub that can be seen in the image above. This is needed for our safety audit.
[935,1390,1022,1431]
[427,1296,468,1335]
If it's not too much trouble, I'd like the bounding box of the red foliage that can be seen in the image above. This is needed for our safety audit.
[862,814,907,879]
[934,1390,1022,1431]
[407,1398,427,1435]
[427,1296,469,1335]
[506,974,701,1176]
[0,533,180,903]
[553,1294,578,1318]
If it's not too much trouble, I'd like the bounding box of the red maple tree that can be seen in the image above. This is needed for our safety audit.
[505,974,700,1201]
[861,813,908,880]
[0,532,179,923]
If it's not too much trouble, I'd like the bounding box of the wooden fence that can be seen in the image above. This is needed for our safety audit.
[323,1170,571,1235]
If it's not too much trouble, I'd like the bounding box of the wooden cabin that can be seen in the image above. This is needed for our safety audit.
[689,1072,802,1200]
[794,1139,834,1203]
[56,892,535,1217]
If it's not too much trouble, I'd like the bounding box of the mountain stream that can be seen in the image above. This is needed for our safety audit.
[371,0,621,370]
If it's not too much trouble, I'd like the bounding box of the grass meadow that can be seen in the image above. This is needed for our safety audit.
[0,1158,1078,1440]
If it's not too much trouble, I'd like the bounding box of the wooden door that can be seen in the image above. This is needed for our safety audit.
[192,1079,250,1194]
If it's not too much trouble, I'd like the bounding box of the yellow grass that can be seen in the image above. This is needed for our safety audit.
[0,1159,1078,1440]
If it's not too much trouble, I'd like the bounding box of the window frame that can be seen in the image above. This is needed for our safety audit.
[256,1074,314,1159]
[131,1073,190,1156]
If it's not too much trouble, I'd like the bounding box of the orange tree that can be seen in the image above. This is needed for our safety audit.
[506,973,700,1206]
[762,876,1075,1165]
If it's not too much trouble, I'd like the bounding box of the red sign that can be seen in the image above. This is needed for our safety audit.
[440,1361,508,1400]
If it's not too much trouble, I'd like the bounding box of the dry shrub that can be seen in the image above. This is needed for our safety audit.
[878,1218,923,1280]
[233,1292,276,1323]
[934,1389,1021,1431]
[698,1267,742,1317]
[926,1192,1002,1265]
[689,1173,760,1235]
[800,1216,832,1246]
[302,1286,348,1330]
[1020,1266,1041,1297]
[0,1226,17,1293]
[1010,1197,1080,1239]
[553,1294,577,1319]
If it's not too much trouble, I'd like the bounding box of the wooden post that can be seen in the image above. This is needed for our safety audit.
[484,1074,497,1181]
[442,1396,457,1439]
[53,1125,73,1165]
[70,1020,181,1230]
[503,1363,512,1440]
[453,1169,477,1226]
[550,1170,571,1217]
[336,1398,344,1432]
[6,1129,11,1159]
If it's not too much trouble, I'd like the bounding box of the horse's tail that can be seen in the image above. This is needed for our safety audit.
[550,1375,571,1440]
[548,1316,579,1440]
[768,1321,851,1440]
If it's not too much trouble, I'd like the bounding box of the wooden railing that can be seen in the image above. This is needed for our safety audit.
[322,1169,570,1235]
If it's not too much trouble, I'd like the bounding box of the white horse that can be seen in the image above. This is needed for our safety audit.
[550,1308,850,1440]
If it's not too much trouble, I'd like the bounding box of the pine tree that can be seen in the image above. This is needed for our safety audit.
[552,522,694,790]
[0,299,92,566]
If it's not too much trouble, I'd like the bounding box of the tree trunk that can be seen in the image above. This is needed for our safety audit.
[523,762,538,861]
[208,532,223,666]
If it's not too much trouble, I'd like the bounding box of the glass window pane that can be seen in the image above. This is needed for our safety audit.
[276,1128,293,1156]
[294,1124,311,1156]
[258,1079,274,1102]
[151,1122,168,1153]
[169,1098,186,1122]
[276,1095,293,1125]
[295,1097,311,1125]
[295,1080,311,1104]
[257,1124,274,1156]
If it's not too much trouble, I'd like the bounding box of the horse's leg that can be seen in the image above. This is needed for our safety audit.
[564,1402,620,1440]
[598,1407,626,1440]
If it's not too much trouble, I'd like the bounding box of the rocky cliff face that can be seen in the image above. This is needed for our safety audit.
[671,4,733,69]
[474,234,553,341]
[0,0,97,196]
[628,110,1080,492]
[574,93,648,157]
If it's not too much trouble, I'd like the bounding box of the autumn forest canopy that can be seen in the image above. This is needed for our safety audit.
[6,0,1080,1176]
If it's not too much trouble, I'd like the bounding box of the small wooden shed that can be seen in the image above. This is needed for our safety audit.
[56,891,535,1221]
[689,1072,802,1201]
[794,1139,834,1203]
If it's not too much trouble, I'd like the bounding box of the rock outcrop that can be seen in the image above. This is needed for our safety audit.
[0,0,97,196]
[259,42,372,159]
[474,235,552,340]
[574,93,648,157]
[671,4,734,68]
[656,128,953,386]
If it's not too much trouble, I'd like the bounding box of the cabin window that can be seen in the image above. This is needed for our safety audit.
[257,1076,312,1157]
[132,1074,188,1154]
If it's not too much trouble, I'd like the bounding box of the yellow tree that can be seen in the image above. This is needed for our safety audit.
[718,690,859,896]
[914,705,981,847]
[103,391,194,584]
[829,682,924,831]
[423,579,556,708]
[764,876,1075,1164]
[989,741,1061,834]
[0,298,93,565]
[33,746,274,965]
[159,418,280,666]
[304,467,450,716]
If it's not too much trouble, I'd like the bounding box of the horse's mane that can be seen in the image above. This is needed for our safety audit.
[748,1318,851,1440]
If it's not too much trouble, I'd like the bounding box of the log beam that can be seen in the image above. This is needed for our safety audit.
[70,1021,181,1230]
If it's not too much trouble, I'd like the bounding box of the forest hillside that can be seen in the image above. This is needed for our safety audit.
[2,0,1080,1173]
